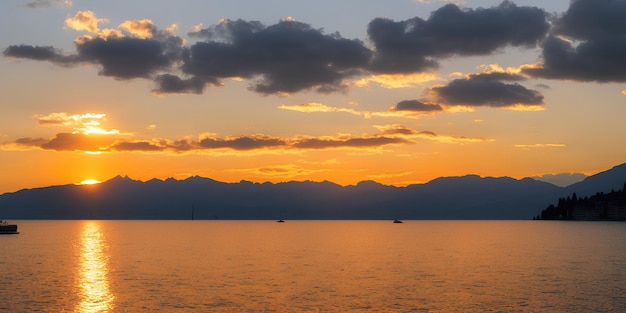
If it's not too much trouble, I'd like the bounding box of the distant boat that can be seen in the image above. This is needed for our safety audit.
[393,219,403,223]
[0,220,19,234]
[276,219,285,223]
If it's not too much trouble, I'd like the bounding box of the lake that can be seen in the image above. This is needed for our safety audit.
[1,220,625,312]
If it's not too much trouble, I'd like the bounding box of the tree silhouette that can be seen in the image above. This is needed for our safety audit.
[537,181,626,220]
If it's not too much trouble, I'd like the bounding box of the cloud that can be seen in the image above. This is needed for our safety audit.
[513,143,566,149]
[279,101,446,119]
[3,45,67,62]
[182,130,412,152]
[39,133,114,152]
[65,10,108,33]
[292,136,409,149]
[522,36,626,82]
[198,135,287,151]
[118,19,158,39]
[6,133,160,153]
[522,0,626,82]
[279,99,476,119]
[367,1,549,73]
[2,122,495,154]
[111,141,165,152]
[34,112,106,126]
[390,100,443,112]
[153,74,207,94]
[353,73,439,89]
[4,1,552,96]
[75,36,182,79]
[153,74,213,95]
[24,0,72,9]
[14,137,49,147]
[5,11,185,81]
[553,0,626,41]
[426,72,544,108]
[32,112,120,135]
[278,102,365,117]
[184,18,372,94]
[374,124,494,144]
[3,38,181,80]
[279,101,447,119]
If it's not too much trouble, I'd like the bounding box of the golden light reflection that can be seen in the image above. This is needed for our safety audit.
[77,221,114,313]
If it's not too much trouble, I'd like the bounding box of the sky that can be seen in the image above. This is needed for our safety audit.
[1,0,625,193]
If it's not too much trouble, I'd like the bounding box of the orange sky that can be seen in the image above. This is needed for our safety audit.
[1,0,625,193]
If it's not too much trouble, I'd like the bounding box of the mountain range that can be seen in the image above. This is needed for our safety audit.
[1,162,626,220]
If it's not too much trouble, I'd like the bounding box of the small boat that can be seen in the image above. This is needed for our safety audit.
[0,220,19,234]
[276,219,285,223]
[393,219,403,223]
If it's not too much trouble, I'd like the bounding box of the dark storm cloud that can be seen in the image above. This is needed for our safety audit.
[523,0,626,82]
[367,1,549,73]
[184,19,372,94]
[430,73,543,107]
[391,100,442,112]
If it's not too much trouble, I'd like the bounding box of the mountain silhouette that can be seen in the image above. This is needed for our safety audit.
[564,163,626,196]
[1,163,625,220]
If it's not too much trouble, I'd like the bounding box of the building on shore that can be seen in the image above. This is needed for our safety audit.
[537,182,626,220]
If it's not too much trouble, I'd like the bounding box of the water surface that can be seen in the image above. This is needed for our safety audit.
[1,220,625,312]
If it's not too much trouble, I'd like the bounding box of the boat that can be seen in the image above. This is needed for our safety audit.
[276,219,285,223]
[393,219,403,223]
[0,220,19,234]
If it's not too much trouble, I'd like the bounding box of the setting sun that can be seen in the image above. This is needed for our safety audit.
[80,179,101,185]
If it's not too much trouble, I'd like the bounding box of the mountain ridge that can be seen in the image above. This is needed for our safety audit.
[1,162,625,220]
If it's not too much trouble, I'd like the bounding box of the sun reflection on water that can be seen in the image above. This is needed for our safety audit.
[77,221,114,313]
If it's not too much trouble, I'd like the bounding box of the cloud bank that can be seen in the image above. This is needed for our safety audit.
[6,0,621,113]
[1,114,493,153]
[522,0,626,82]
[4,1,555,97]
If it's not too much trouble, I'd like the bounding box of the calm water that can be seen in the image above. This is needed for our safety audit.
[1,220,625,312]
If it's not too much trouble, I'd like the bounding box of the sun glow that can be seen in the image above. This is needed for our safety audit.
[80,179,101,185]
